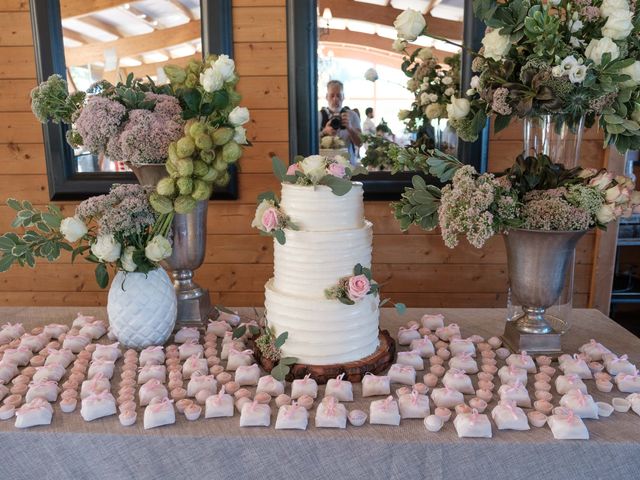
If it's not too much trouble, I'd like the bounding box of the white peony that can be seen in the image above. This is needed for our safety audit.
[569,65,588,84]
[446,97,471,120]
[144,235,172,263]
[213,54,235,82]
[600,0,630,18]
[442,76,453,85]
[60,216,87,243]
[199,67,223,92]
[585,37,620,65]
[233,126,248,144]
[602,10,634,40]
[596,204,617,224]
[425,103,444,119]
[481,29,511,61]
[393,8,426,42]
[300,155,327,182]
[392,38,407,52]
[620,61,640,87]
[470,75,480,89]
[444,87,455,96]
[420,92,431,105]
[120,246,137,272]
[228,106,250,126]
[91,235,121,263]
[417,47,433,61]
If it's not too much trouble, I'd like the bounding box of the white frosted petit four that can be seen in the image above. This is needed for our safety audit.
[19,334,48,353]
[137,364,166,385]
[555,374,588,395]
[579,339,611,362]
[491,400,529,430]
[362,373,391,397]
[44,348,74,368]
[0,322,24,343]
[221,340,245,360]
[430,387,464,409]
[315,396,348,428]
[187,372,217,398]
[139,379,169,406]
[399,390,430,419]
[71,313,95,329]
[615,370,640,393]
[421,313,445,331]
[324,373,353,402]
[410,336,435,358]
[0,361,19,384]
[139,346,165,366]
[291,374,319,399]
[397,325,421,345]
[42,324,68,340]
[87,359,115,380]
[234,363,261,387]
[448,352,478,374]
[183,354,208,380]
[205,386,234,418]
[80,391,117,421]
[453,409,492,438]
[369,395,401,426]
[80,374,110,399]
[239,400,271,427]
[442,369,475,395]
[559,354,592,379]
[497,381,531,408]
[174,327,200,345]
[547,408,589,440]
[79,320,107,340]
[435,323,460,342]
[25,380,59,403]
[179,341,204,361]
[226,347,254,371]
[32,363,66,382]
[62,334,91,353]
[144,397,175,429]
[449,338,476,357]
[498,365,528,386]
[256,375,286,397]
[506,351,536,373]
[14,398,53,428]
[217,310,241,327]
[388,364,416,386]
[605,354,636,376]
[2,346,33,366]
[0,384,8,401]
[207,319,231,337]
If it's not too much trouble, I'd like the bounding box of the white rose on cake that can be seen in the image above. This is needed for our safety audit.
[602,10,634,39]
[213,54,235,82]
[120,246,137,272]
[585,37,620,65]
[300,155,327,183]
[446,98,471,120]
[229,106,250,126]
[91,235,121,263]
[145,236,172,262]
[200,67,223,93]
[394,8,426,42]
[60,216,87,243]
[481,29,511,61]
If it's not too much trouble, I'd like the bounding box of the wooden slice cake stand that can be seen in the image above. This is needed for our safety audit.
[253,329,396,384]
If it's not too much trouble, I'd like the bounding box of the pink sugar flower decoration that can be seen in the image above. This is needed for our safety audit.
[347,274,370,302]
[261,207,280,232]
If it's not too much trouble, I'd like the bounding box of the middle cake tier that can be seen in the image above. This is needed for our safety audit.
[273,221,373,299]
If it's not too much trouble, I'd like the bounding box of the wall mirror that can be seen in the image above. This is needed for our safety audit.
[287,0,487,199]
[30,0,236,200]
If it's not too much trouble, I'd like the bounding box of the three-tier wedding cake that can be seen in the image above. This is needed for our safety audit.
[264,181,380,365]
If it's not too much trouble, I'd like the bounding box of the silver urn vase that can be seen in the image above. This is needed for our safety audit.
[129,163,213,327]
[502,228,587,354]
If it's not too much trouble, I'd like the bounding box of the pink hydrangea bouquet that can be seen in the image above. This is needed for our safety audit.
[393,2,640,151]
[324,264,379,305]
[393,151,640,248]
[0,185,172,287]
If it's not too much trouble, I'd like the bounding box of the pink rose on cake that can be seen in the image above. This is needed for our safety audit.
[347,274,371,301]
[252,199,280,232]
[287,163,301,176]
[327,162,346,178]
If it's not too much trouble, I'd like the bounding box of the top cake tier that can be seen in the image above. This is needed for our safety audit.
[280,183,364,232]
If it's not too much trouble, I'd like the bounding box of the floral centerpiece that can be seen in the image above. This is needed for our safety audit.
[393,2,640,151]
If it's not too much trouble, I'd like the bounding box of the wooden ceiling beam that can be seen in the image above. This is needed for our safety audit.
[169,0,196,20]
[102,53,200,83]
[318,0,462,40]
[65,20,200,66]
[62,28,87,44]
[60,0,128,19]
[76,16,122,38]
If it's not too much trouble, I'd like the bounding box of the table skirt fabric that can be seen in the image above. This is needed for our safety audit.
[0,307,639,480]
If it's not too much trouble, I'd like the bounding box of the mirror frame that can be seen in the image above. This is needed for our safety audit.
[29,0,238,201]
[286,0,488,200]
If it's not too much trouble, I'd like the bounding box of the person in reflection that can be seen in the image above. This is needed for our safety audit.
[319,80,362,165]
[363,107,376,136]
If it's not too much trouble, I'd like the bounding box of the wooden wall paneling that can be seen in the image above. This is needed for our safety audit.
[0,79,35,111]
[232,7,286,42]
[234,43,287,76]
[237,76,288,110]
[0,47,37,78]
[0,11,32,45]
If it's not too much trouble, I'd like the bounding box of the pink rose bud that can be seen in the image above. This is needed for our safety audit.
[327,162,346,178]
[347,274,370,302]
[286,163,300,175]
[261,207,280,232]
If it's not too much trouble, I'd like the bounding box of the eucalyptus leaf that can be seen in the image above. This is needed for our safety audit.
[270,363,289,381]
[0,255,14,272]
[271,156,287,182]
[279,356,297,365]
[319,175,352,196]
[274,331,288,349]
[95,263,109,289]
[395,303,407,315]
[232,325,247,339]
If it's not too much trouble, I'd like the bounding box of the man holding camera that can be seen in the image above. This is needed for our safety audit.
[319,80,362,165]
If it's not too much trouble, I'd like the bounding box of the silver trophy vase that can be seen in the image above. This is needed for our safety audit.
[162,199,212,327]
[502,228,587,354]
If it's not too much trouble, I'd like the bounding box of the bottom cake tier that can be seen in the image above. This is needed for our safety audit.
[264,279,380,365]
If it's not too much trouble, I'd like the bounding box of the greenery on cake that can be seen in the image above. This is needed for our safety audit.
[272,156,367,197]
[251,191,297,245]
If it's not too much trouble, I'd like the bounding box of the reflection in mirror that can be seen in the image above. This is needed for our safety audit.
[60,0,202,173]
[316,0,464,171]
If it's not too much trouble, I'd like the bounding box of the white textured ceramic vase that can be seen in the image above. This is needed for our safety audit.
[107,268,177,349]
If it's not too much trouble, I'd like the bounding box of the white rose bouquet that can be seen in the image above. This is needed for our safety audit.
[0,184,173,288]
[393,1,640,152]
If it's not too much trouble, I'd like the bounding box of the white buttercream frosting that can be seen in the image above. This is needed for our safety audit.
[265,280,379,365]
[280,183,364,231]
[273,221,372,298]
